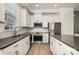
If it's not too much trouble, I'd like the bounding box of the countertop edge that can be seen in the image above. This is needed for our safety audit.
[0,34,30,50]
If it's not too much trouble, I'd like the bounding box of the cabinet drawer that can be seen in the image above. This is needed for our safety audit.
[3,42,19,55]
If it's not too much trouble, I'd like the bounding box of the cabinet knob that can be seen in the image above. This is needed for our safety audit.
[14,44,18,47]
[53,39,55,41]
[71,52,74,55]
[63,53,66,55]
[58,43,62,46]
[15,50,19,55]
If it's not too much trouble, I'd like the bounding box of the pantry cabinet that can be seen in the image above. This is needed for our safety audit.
[0,36,30,55]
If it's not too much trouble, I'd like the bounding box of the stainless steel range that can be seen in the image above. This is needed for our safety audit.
[32,32,43,43]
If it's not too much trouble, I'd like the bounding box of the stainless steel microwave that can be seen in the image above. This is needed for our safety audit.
[34,23,42,27]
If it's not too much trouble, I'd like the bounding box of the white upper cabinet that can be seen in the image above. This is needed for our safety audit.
[26,11,31,27]
[34,13,42,23]
[42,15,48,27]
[20,9,27,26]
[0,3,5,23]
[19,8,31,27]
[30,14,34,27]
[16,4,21,27]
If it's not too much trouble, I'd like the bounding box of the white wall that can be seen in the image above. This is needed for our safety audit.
[60,8,74,35]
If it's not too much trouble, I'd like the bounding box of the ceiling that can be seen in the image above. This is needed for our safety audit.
[28,3,79,9]
[19,3,79,11]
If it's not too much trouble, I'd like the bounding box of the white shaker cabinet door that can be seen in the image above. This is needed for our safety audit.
[50,36,53,53]
[42,15,48,27]
[53,38,65,55]
[20,9,27,26]
[18,36,30,55]
[43,34,48,43]
[18,38,27,55]
[26,36,30,52]
[2,43,19,55]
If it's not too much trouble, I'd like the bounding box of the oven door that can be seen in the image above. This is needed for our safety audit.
[34,35,42,41]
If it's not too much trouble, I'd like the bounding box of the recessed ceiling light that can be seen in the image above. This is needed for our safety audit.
[35,4,39,7]
[54,4,58,7]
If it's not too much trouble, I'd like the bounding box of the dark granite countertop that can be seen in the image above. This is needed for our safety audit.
[51,34,79,51]
[0,33,31,49]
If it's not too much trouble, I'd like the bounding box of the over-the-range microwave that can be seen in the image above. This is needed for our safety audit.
[34,23,42,27]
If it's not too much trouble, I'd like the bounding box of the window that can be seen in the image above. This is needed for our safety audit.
[5,3,16,30]
[5,11,15,30]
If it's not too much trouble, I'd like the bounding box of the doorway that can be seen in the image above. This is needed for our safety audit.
[54,22,61,34]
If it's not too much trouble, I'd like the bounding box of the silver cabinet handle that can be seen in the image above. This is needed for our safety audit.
[50,36,52,38]
[53,39,55,41]
[71,52,74,55]
[27,41,28,45]
[15,50,19,55]
[58,43,62,46]
[14,44,18,47]
[51,42,53,45]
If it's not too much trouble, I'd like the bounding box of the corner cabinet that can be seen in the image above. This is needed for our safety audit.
[50,36,79,55]
[0,36,30,55]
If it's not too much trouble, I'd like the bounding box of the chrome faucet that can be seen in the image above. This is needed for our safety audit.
[14,27,22,36]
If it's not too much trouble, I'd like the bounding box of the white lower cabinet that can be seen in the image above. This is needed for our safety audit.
[43,33,48,43]
[2,36,30,55]
[50,37,79,55]
[63,44,79,55]
[53,39,67,55]
[3,43,19,55]
[50,36,53,53]
[18,36,30,55]
[25,36,30,54]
